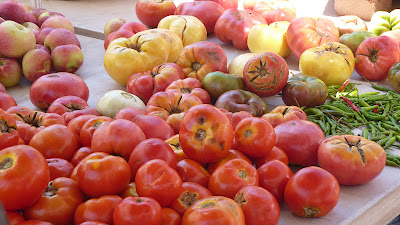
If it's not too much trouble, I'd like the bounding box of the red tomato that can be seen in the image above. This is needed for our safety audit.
[113,107,145,120]
[318,135,386,185]
[46,158,74,180]
[195,0,238,10]
[47,96,99,124]
[90,119,146,161]
[234,117,275,158]
[179,104,234,164]
[286,17,340,58]
[71,147,92,166]
[0,108,19,150]
[355,36,400,81]
[208,159,258,199]
[170,182,212,216]
[253,1,296,24]
[165,134,189,162]
[126,63,185,103]
[234,186,280,225]
[214,9,267,50]
[161,208,181,225]
[6,211,25,225]
[29,124,80,161]
[113,196,162,225]
[165,78,211,104]
[30,72,89,110]
[135,0,176,27]
[182,196,245,225]
[22,177,85,225]
[128,138,177,180]
[74,195,122,225]
[274,120,325,166]
[120,182,139,198]
[76,155,131,197]
[166,112,185,135]
[254,146,289,168]
[207,149,252,174]
[0,145,50,210]
[176,159,210,187]
[257,160,292,203]
[67,115,97,142]
[262,105,307,127]
[70,152,109,181]
[285,166,340,217]
[79,116,112,147]
[135,159,183,207]
[80,222,108,225]
[16,220,54,225]
[231,111,253,129]
[131,114,174,140]
[175,1,225,33]
[0,92,17,110]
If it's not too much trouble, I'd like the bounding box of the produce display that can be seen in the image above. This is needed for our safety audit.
[2,0,400,224]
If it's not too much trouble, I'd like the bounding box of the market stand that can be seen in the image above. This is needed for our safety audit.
[5,0,400,224]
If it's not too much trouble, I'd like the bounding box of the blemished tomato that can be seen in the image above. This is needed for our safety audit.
[6,211,25,225]
[46,158,74,180]
[165,78,211,104]
[254,146,289,168]
[165,134,189,162]
[79,116,112,147]
[22,178,85,225]
[70,152,110,181]
[76,154,131,198]
[234,186,280,225]
[0,108,19,150]
[113,197,162,225]
[0,145,50,211]
[170,182,212,216]
[161,208,181,225]
[234,117,276,158]
[207,149,252,174]
[208,159,258,199]
[274,120,325,166]
[176,159,210,187]
[257,160,292,203]
[29,124,80,161]
[318,135,386,185]
[135,159,183,207]
[70,147,92,166]
[261,105,307,128]
[179,104,234,164]
[74,195,123,225]
[284,166,340,217]
[182,196,245,225]
[128,138,177,180]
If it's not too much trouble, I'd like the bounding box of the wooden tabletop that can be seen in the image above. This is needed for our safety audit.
[4,0,400,224]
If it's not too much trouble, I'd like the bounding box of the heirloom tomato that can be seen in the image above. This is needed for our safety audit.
[228,53,258,77]
[334,15,367,36]
[254,146,289,167]
[253,1,296,24]
[0,108,19,150]
[243,52,289,97]
[176,159,210,187]
[196,0,238,10]
[388,62,400,92]
[286,17,340,58]
[165,78,211,104]
[339,30,375,55]
[161,208,181,225]
[318,135,386,185]
[114,107,145,120]
[70,152,109,182]
[179,104,234,164]
[215,90,268,117]
[131,114,175,140]
[67,114,97,139]
[165,134,189,162]
[135,0,176,28]
[113,197,162,225]
[46,158,74,180]
[120,182,139,198]
[74,195,122,225]
[6,211,25,224]
[16,220,54,225]
[201,71,245,101]
[71,147,92,166]
[47,96,99,124]
[207,149,252,174]
[79,116,112,147]
[262,105,307,127]
[170,182,212,216]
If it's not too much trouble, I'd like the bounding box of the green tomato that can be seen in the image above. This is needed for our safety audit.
[339,31,376,55]
[201,71,245,101]
[388,62,400,93]
[369,9,400,36]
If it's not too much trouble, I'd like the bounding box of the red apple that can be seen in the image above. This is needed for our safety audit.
[35,44,51,54]
[0,0,26,24]
[22,22,40,40]
[29,8,48,21]
[104,29,134,49]
[119,21,148,34]
[37,27,54,45]
[51,44,84,73]
[40,15,74,33]
[104,18,126,36]
[37,11,64,27]
[44,28,81,52]
[135,0,176,28]
[22,49,52,82]
[0,83,5,92]
[24,11,37,24]
[0,21,36,59]
[0,58,22,87]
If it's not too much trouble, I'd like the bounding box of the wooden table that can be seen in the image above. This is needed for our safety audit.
[5,0,400,224]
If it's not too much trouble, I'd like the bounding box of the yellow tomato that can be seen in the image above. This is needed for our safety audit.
[299,42,355,86]
[228,53,257,77]
[165,134,188,162]
[247,21,291,57]
[104,32,169,85]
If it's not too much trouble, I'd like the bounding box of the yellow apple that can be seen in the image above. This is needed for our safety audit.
[228,53,257,77]
[247,21,291,57]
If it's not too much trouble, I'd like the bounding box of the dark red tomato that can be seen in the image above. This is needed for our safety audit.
[71,147,92,166]
[0,108,19,150]
[170,182,212,216]
[161,208,181,225]
[47,96,99,124]
[6,211,25,225]
[113,197,162,225]
[274,120,325,166]
[74,195,123,225]
[0,92,17,110]
[29,124,80,161]
[135,159,183,207]
[16,220,54,225]
[67,115,98,139]
[234,186,280,225]
[128,138,177,180]
[257,160,292,203]
[79,116,112,147]
[0,145,50,211]
[46,158,74,180]
[207,149,252,174]
[208,159,258,199]
[22,178,85,225]
[176,159,210,187]
[254,146,289,168]
[284,166,340,217]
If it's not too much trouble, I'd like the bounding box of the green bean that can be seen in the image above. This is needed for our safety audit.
[386,154,400,165]
[360,109,387,121]
[381,122,400,133]
[320,105,355,117]
[377,132,394,146]
[371,134,386,141]
[362,128,369,139]
[361,105,379,111]
[358,95,371,107]
[304,108,324,118]
[377,121,388,132]
[386,159,400,167]
[363,95,387,102]
[359,92,381,97]
[384,136,397,149]
[362,76,393,92]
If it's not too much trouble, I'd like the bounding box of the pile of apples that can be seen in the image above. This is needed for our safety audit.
[0,0,84,89]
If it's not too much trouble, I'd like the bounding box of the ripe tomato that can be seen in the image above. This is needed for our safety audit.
[254,146,289,168]
[231,111,253,129]
[135,159,183,207]
[135,0,176,28]
[165,134,189,162]
[79,116,112,147]
[47,96,99,124]
[208,159,258,199]
[179,104,234,164]
[6,211,25,225]
[80,222,108,225]
[120,182,139,198]
[170,182,212,216]
[128,138,177,180]
[131,114,175,140]
[113,197,162,225]
[0,108,19,150]
[261,105,307,127]
[274,120,325,166]
[161,208,181,225]
[182,196,245,225]
[15,220,54,225]
[71,147,92,166]
[67,115,97,142]
[176,159,210,187]
[284,166,340,217]
[0,145,49,210]
[207,149,252,174]
[22,177,85,225]
[46,158,74,180]
[114,107,145,120]
[76,155,131,197]
[70,152,110,181]
[74,195,122,225]
[165,78,211,104]
[243,52,289,97]
[257,160,292,202]
[234,186,280,225]
[29,124,80,161]
[318,135,386,185]
[234,117,275,158]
